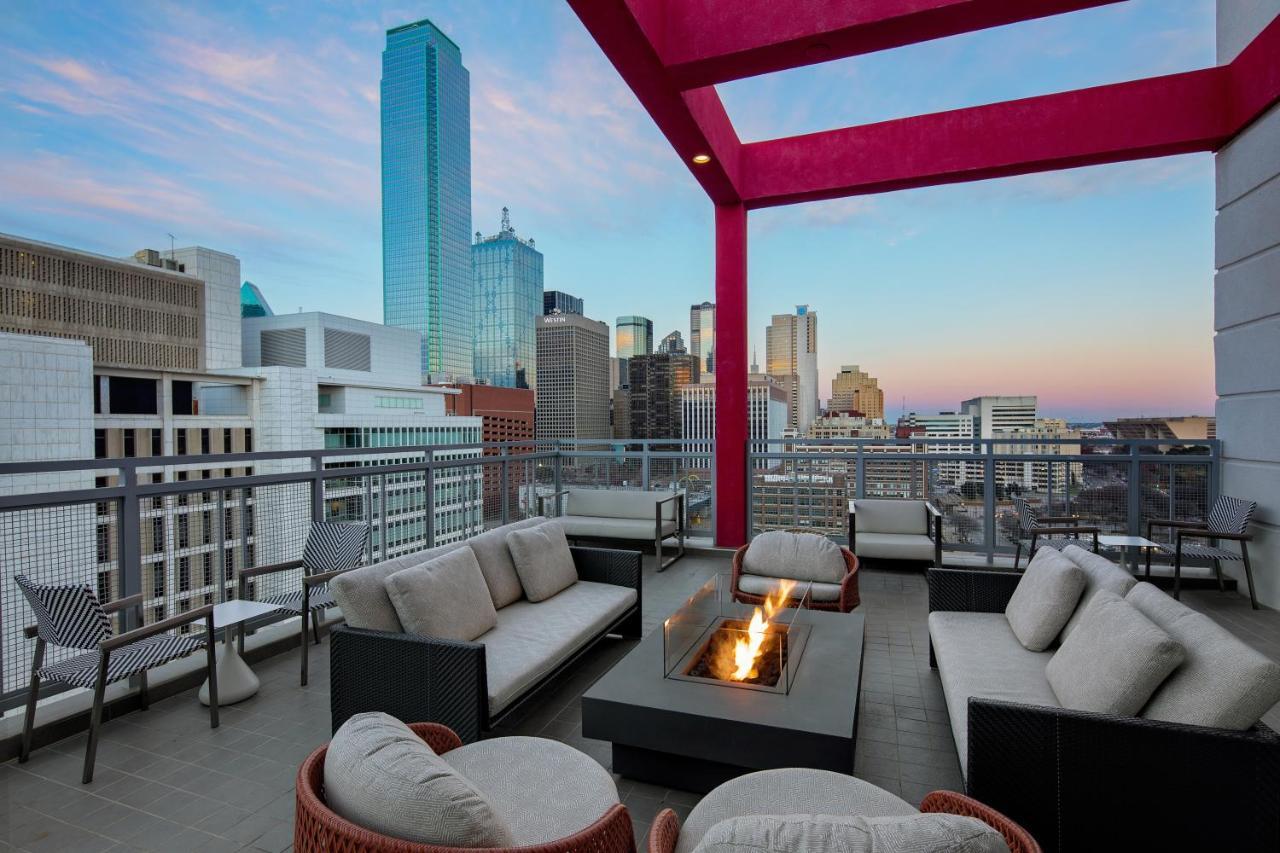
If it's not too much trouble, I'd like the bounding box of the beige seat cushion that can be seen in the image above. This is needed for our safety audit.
[481,581,637,715]
[853,500,927,535]
[743,531,846,584]
[465,517,546,609]
[323,712,512,847]
[1057,544,1136,643]
[330,541,465,632]
[507,522,577,602]
[738,575,841,603]
[1046,591,1185,716]
[558,515,676,540]
[1127,582,1280,729]
[1005,548,1086,651]
[851,532,935,562]
[675,769,915,853]
[384,547,497,642]
[693,813,1011,853]
[444,736,619,846]
[928,611,1059,775]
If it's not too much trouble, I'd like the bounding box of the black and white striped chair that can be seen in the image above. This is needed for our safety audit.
[1146,495,1258,608]
[15,574,217,783]
[239,521,367,685]
[1012,496,1100,569]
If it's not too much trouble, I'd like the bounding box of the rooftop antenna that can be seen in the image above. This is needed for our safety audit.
[501,206,511,234]
[167,233,175,262]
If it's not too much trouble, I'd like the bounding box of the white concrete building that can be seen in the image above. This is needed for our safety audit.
[679,375,787,450]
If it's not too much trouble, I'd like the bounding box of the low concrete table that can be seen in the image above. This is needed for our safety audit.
[199,599,279,706]
[582,607,865,793]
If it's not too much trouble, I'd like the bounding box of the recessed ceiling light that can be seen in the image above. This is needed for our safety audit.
[691,153,711,165]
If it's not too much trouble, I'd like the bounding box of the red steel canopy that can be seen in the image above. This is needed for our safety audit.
[567,0,1280,547]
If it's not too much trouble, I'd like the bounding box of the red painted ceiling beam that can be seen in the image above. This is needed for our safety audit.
[567,0,742,204]
[738,14,1280,208]
[661,0,1125,89]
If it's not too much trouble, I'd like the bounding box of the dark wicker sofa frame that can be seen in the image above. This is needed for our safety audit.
[730,542,860,612]
[927,567,1280,853]
[329,546,642,741]
[296,722,636,853]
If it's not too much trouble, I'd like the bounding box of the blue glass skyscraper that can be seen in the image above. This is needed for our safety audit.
[381,19,473,380]
[472,208,542,389]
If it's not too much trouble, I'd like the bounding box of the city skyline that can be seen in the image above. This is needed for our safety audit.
[0,1,1217,420]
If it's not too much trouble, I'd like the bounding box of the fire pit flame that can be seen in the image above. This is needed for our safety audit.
[718,579,796,682]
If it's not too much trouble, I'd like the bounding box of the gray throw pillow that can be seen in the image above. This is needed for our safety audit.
[323,712,513,847]
[693,813,1010,853]
[1005,548,1086,651]
[1057,544,1137,644]
[1127,582,1280,729]
[1046,590,1185,715]
[506,522,577,602]
[465,517,546,609]
[384,547,497,641]
[743,530,846,584]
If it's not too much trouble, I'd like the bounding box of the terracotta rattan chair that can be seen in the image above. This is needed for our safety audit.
[731,533,860,613]
[295,722,636,853]
[649,778,1040,853]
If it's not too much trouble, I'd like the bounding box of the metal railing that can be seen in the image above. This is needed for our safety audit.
[747,437,1219,559]
[0,439,710,706]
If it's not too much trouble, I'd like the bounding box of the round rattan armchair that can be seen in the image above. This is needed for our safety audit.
[731,533,860,613]
[295,722,636,853]
[649,788,1040,853]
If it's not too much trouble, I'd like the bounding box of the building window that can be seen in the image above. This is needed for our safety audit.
[176,430,187,454]
[178,556,190,592]
[202,552,213,586]
[177,514,189,548]
[223,428,232,452]
[96,524,110,563]
[94,429,106,459]
[151,429,163,456]
[244,429,253,453]
[151,516,164,552]
[201,429,210,454]
[151,562,165,598]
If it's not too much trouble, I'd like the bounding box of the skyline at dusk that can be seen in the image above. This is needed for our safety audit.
[0,0,1217,421]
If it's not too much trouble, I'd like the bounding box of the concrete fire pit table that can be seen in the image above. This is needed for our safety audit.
[583,586,866,793]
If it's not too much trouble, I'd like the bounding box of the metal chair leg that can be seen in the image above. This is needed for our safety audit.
[205,615,220,726]
[83,650,110,784]
[300,610,310,686]
[1013,542,1022,571]
[20,638,44,763]
[1173,539,1184,600]
[1212,558,1225,593]
[312,612,321,645]
[1144,546,1153,579]
[1242,542,1259,610]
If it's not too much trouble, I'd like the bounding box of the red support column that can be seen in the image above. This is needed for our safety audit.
[714,202,748,547]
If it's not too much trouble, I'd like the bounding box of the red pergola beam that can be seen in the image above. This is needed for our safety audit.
[661,0,1125,89]
[739,14,1280,208]
[568,0,742,204]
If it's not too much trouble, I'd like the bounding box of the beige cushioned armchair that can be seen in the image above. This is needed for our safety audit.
[848,499,943,567]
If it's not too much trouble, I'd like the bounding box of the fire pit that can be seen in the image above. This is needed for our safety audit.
[664,575,812,694]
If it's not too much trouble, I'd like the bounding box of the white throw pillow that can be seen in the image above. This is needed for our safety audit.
[1046,590,1185,715]
[324,712,513,847]
[693,813,1010,853]
[1004,548,1086,651]
[384,547,497,641]
[506,522,578,602]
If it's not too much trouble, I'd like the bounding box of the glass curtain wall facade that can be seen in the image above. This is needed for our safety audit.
[472,212,542,389]
[690,301,714,378]
[381,19,473,380]
[615,315,652,389]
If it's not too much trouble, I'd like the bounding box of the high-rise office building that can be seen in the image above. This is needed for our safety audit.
[960,396,1037,438]
[765,306,819,434]
[381,18,473,381]
[628,353,698,439]
[689,301,715,379]
[615,315,652,392]
[680,374,786,446]
[543,290,583,316]
[472,208,541,389]
[830,365,885,420]
[535,313,610,440]
[657,330,686,354]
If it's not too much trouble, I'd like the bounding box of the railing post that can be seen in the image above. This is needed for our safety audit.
[641,441,651,491]
[215,488,227,604]
[379,473,388,561]
[310,453,324,524]
[553,440,563,496]
[424,449,436,549]
[237,486,250,602]
[117,464,142,630]
[1128,441,1142,536]
[983,441,997,565]
[499,446,510,525]
[855,442,866,500]
[364,474,374,563]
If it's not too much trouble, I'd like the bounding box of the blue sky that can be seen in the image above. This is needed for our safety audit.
[0,0,1218,420]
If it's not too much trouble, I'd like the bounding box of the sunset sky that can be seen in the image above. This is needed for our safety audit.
[0,0,1218,421]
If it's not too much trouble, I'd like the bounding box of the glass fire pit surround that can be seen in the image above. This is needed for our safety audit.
[664,573,813,694]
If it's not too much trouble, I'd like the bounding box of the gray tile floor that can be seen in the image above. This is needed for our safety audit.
[3,551,1277,852]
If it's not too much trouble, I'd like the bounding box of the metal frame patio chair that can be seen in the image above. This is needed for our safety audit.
[1011,496,1100,569]
[15,574,217,783]
[1146,495,1258,608]
[238,520,367,685]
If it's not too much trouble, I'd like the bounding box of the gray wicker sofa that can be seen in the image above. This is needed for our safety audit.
[326,517,642,741]
[928,545,1280,852]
